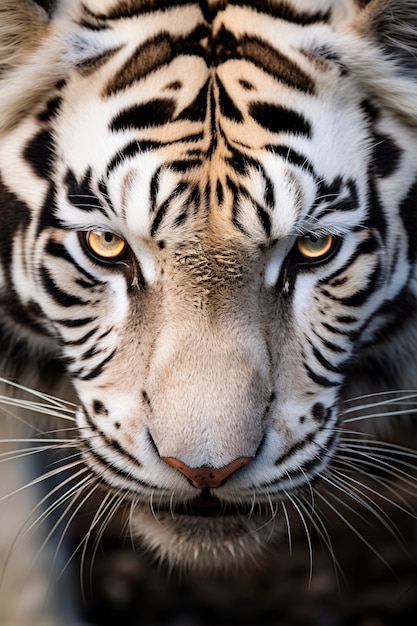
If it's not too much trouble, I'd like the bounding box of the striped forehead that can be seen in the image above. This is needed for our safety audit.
[58,1,367,247]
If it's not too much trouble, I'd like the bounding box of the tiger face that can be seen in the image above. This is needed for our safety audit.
[0,0,416,568]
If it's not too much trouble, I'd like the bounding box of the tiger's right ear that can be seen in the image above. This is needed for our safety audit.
[0,0,70,137]
[333,0,417,130]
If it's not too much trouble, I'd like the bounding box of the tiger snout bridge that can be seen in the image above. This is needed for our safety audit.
[161,456,253,488]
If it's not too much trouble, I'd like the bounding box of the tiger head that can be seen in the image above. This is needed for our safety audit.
[0,0,416,568]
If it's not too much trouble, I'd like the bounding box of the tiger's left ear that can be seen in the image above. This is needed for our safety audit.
[0,0,71,137]
[335,0,417,129]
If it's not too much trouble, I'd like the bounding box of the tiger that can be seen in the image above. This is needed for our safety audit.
[0,0,416,624]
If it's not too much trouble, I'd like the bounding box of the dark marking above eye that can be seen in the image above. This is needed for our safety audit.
[249,102,311,136]
[110,99,176,131]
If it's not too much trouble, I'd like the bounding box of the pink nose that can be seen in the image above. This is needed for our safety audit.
[161,456,253,488]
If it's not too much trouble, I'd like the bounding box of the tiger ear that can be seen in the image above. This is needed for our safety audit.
[0,0,69,136]
[357,0,417,71]
[337,0,417,128]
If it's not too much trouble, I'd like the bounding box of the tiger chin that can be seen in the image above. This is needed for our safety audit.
[0,0,417,622]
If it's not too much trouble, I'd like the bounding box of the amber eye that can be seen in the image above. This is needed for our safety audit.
[85,231,127,261]
[296,233,335,260]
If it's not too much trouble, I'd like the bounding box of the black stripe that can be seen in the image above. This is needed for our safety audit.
[176,80,209,122]
[318,238,379,289]
[110,98,176,131]
[249,102,311,136]
[272,427,337,478]
[83,0,330,24]
[371,132,403,178]
[216,77,243,123]
[77,47,122,76]
[227,0,331,25]
[62,328,98,346]
[80,349,117,381]
[335,315,357,324]
[83,0,194,20]
[399,177,417,262]
[65,168,103,212]
[150,182,190,236]
[54,317,97,328]
[23,129,55,179]
[40,267,88,307]
[213,27,315,93]
[310,343,347,374]
[305,363,339,387]
[82,407,145,472]
[338,271,381,307]
[265,144,314,174]
[321,322,358,340]
[45,240,102,286]
[104,26,209,96]
[315,334,346,354]
[82,345,101,360]
[37,97,62,123]
[255,202,271,237]
[0,175,30,274]
[106,141,142,174]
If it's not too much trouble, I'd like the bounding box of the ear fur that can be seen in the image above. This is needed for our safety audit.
[0,0,70,136]
[336,0,417,128]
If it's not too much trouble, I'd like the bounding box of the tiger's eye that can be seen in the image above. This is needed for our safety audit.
[85,231,127,260]
[296,234,335,260]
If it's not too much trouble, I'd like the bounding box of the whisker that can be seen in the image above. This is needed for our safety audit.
[297,492,346,590]
[343,406,417,423]
[336,448,417,490]
[284,490,314,588]
[85,491,126,602]
[314,489,397,576]
[330,465,416,524]
[342,390,417,406]
[0,395,76,421]
[51,481,102,590]
[319,470,408,550]
[280,499,293,556]
[79,488,115,598]
[0,377,77,409]
[0,466,89,593]
[0,442,77,463]
[0,458,84,504]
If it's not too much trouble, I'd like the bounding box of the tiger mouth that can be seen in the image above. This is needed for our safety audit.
[156,488,255,518]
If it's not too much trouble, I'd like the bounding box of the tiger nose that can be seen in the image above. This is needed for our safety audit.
[161,456,253,488]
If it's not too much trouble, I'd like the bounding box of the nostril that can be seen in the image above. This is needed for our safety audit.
[161,456,253,488]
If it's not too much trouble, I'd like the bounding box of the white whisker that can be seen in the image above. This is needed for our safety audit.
[0,458,84,504]
[314,489,397,575]
[284,490,314,587]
